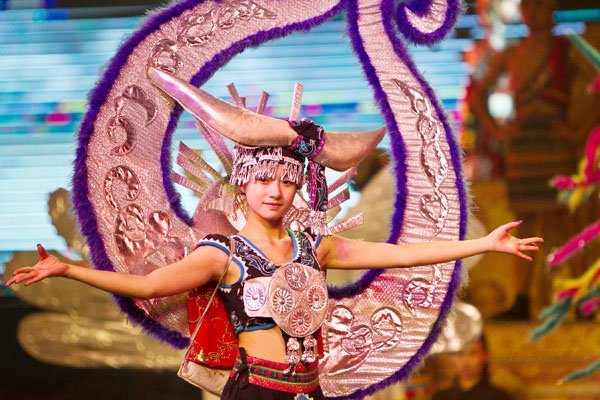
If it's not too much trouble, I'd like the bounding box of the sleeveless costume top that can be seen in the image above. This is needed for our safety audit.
[195,229,326,373]
[197,229,324,335]
[198,230,321,335]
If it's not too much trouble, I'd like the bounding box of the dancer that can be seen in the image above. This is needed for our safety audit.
[7,76,542,400]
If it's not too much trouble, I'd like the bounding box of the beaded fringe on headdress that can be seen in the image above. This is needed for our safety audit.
[229,146,304,187]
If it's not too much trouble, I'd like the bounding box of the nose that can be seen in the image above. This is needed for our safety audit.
[267,179,283,198]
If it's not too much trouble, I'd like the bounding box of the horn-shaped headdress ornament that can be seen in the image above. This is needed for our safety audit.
[148,67,385,235]
[148,68,385,172]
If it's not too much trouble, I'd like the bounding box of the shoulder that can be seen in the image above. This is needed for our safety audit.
[196,234,232,253]
[192,234,234,265]
[187,235,233,278]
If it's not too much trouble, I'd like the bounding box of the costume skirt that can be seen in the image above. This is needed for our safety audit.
[221,348,324,400]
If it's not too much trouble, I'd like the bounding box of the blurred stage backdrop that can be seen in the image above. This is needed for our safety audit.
[1,0,600,399]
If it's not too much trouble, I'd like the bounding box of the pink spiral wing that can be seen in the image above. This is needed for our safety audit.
[73,0,345,348]
[73,0,466,398]
[318,0,466,397]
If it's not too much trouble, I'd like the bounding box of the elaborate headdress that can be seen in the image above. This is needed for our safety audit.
[148,67,385,235]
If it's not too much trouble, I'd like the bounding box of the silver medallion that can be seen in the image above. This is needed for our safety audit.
[243,281,266,311]
[271,287,295,315]
[267,263,328,338]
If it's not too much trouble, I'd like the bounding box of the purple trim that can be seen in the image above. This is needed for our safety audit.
[73,0,211,350]
[326,0,467,398]
[73,0,346,349]
[328,0,409,301]
[396,0,462,45]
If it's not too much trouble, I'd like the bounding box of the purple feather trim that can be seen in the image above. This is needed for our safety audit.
[326,0,467,397]
[73,0,214,350]
[73,0,346,349]
[328,0,409,301]
[396,0,462,45]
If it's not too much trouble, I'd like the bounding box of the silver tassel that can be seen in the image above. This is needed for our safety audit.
[308,209,331,236]
[300,336,318,364]
[284,337,301,375]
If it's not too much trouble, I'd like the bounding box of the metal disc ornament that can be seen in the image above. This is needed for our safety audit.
[268,263,328,337]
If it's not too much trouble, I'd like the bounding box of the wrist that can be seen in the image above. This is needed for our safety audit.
[480,236,494,253]
[63,262,75,278]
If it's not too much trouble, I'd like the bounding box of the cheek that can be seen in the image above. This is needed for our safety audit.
[243,186,263,205]
[284,186,297,201]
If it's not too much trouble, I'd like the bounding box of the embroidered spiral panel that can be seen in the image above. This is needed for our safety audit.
[317,1,466,397]
[74,0,467,397]
[73,0,344,349]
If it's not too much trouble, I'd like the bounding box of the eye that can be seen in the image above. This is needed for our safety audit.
[255,176,270,183]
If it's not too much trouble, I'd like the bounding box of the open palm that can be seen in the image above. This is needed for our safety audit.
[487,221,543,261]
[6,245,68,286]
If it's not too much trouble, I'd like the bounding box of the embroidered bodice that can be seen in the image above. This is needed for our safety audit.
[197,229,323,336]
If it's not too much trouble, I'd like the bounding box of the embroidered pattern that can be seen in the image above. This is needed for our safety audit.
[197,231,323,336]
[298,234,316,266]
[235,238,278,275]
[231,355,319,394]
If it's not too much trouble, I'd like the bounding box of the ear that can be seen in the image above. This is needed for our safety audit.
[239,182,247,194]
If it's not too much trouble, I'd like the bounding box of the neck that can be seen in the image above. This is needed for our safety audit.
[239,210,287,241]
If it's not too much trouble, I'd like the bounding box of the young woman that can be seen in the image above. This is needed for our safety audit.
[6,161,540,399]
[7,74,542,400]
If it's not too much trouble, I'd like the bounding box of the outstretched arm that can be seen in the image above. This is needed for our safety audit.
[6,244,228,299]
[319,221,542,270]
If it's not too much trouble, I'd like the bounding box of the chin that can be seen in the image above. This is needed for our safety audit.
[255,210,285,222]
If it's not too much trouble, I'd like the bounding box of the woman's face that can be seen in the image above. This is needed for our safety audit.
[456,339,487,382]
[521,0,556,32]
[242,163,297,223]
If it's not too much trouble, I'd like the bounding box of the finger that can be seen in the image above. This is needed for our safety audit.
[8,275,24,286]
[12,267,34,275]
[26,270,51,286]
[521,245,539,252]
[26,275,45,285]
[517,251,533,262]
[520,237,544,245]
[15,271,38,284]
[504,220,523,231]
[37,244,49,260]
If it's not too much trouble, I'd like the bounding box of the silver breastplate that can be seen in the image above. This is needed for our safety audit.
[242,262,328,372]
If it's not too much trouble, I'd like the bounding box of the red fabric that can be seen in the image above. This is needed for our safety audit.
[186,284,238,368]
[317,329,325,359]
[544,36,570,105]
[549,37,569,92]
